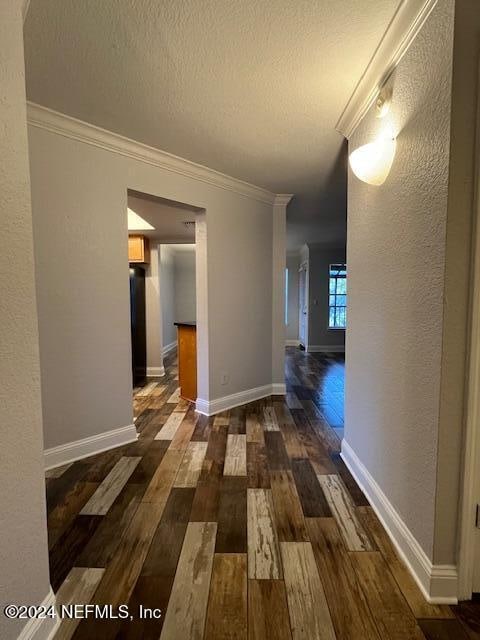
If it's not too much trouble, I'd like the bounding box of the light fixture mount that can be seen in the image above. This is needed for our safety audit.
[375,86,393,118]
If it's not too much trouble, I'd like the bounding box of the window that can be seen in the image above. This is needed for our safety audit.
[285,268,289,325]
[329,263,347,329]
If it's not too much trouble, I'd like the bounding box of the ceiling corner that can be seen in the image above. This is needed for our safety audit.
[274,194,294,207]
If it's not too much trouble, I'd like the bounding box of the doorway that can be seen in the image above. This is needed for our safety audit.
[129,265,147,386]
[126,189,203,412]
[299,262,309,349]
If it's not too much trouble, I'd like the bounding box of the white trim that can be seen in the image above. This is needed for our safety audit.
[458,60,480,601]
[162,340,177,357]
[298,255,309,351]
[44,424,138,470]
[146,366,165,377]
[307,345,345,353]
[26,103,278,205]
[196,383,284,416]
[336,0,438,138]
[17,587,59,640]
[273,194,293,207]
[286,339,300,347]
[271,383,287,395]
[341,439,458,603]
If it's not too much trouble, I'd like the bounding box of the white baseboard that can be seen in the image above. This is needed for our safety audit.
[17,587,59,640]
[307,344,345,353]
[286,339,300,347]
[196,383,285,416]
[162,341,177,357]
[44,424,138,470]
[271,383,286,395]
[341,439,458,604]
[146,366,165,377]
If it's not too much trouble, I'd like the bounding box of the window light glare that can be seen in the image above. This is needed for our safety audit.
[349,137,396,186]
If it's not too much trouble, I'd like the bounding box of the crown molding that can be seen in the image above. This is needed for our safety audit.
[26,102,279,205]
[336,0,438,139]
[273,194,293,207]
[22,0,31,22]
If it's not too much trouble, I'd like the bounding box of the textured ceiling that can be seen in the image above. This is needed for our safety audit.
[24,0,399,249]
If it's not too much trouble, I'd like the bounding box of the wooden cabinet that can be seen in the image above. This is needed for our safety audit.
[128,235,150,264]
[176,323,197,403]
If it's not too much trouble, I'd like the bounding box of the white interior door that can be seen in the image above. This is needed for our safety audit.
[298,265,308,347]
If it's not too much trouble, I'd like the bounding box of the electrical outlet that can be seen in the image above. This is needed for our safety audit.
[221,372,228,385]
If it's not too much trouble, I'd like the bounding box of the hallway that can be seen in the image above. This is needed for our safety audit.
[45,349,476,639]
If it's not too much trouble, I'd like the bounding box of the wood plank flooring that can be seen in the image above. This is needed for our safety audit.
[45,348,480,639]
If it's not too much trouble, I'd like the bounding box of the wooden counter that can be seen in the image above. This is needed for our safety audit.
[174,322,197,403]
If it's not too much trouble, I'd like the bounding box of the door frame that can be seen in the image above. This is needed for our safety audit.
[298,260,309,350]
[458,62,480,601]
[127,188,207,405]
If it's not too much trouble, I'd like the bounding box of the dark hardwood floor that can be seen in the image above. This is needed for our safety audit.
[44,347,480,639]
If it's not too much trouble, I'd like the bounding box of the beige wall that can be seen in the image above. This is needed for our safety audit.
[286,254,299,342]
[145,246,163,374]
[29,119,281,449]
[148,243,196,363]
[207,189,275,396]
[307,245,346,349]
[345,0,454,561]
[0,2,52,638]
[30,133,135,450]
[272,200,288,388]
[160,245,177,349]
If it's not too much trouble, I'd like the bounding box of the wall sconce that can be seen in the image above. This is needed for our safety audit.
[349,84,395,186]
[349,136,396,186]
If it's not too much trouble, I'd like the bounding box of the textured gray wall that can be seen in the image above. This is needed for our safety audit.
[0,2,51,638]
[345,0,454,561]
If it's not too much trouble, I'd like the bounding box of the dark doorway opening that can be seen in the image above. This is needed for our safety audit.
[129,265,146,386]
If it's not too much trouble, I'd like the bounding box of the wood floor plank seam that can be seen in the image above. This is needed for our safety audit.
[174,441,209,488]
[317,474,373,552]
[155,409,188,440]
[247,488,283,579]
[269,469,309,543]
[80,456,141,516]
[53,567,105,640]
[159,521,217,640]
[357,505,455,620]
[263,406,280,431]
[224,434,247,476]
[204,553,248,640]
[349,550,426,640]
[281,541,337,640]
